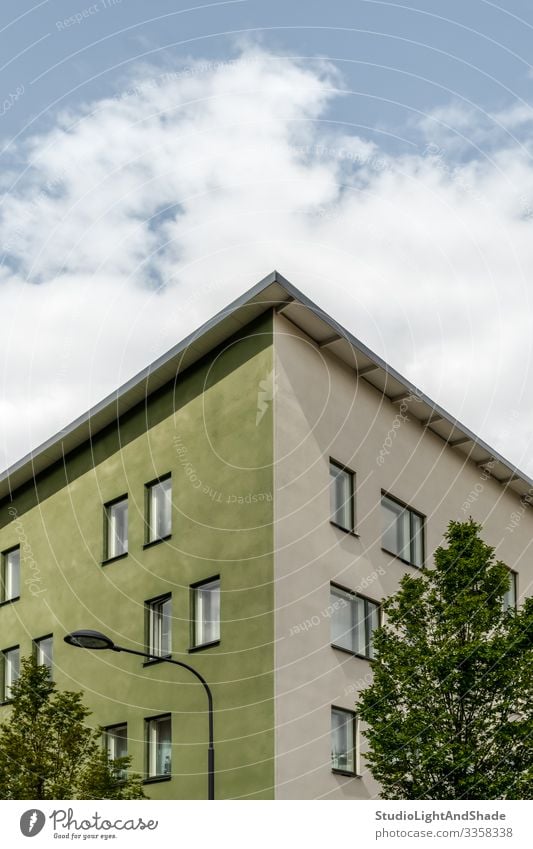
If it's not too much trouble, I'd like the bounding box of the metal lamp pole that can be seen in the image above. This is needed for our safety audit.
[64,630,215,800]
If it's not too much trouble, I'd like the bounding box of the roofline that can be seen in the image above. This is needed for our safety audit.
[275,278,533,497]
[2,269,532,503]
[0,270,288,500]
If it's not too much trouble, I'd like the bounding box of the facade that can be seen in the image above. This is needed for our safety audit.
[0,271,531,800]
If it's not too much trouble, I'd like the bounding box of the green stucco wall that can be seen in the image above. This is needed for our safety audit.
[0,312,274,799]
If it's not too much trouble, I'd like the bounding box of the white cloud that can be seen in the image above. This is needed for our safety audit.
[1,48,532,479]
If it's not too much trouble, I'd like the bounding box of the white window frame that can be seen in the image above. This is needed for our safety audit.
[146,714,172,778]
[146,595,172,658]
[191,577,221,649]
[146,476,172,543]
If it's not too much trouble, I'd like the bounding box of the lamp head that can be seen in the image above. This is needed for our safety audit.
[64,630,115,650]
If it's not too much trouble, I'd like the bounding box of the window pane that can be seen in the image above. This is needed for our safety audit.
[108,500,128,558]
[150,606,157,654]
[330,463,353,531]
[150,597,172,656]
[354,596,366,656]
[331,708,354,773]
[4,549,20,600]
[382,495,403,556]
[107,725,128,760]
[107,725,128,781]
[503,571,517,611]
[400,510,412,561]
[149,478,172,541]
[367,602,380,659]
[411,512,424,567]
[148,716,171,777]
[383,495,423,566]
[160,598,172,655]
[157,717,171,776]
[330,588,353,651]
[4,647,20,701]
[331,587,380,659]
[36,637,53,673]
[195,579,220,646]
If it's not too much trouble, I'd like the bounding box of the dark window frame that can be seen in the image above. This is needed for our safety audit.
[0,544,21,605]
[104,720,128,740]
[381,489,425,568]
[103,722,129,781]
[190,575,221,652]
[144,593,172,664]
[144,712,172,783]
[329,459,357,535]
[33,633,53,678]
[331,705,360,777]
[102,494,129,564]
[330,582,381,660]
[503,568,518,611]
[144,473,172,547]
[1,643,20,704]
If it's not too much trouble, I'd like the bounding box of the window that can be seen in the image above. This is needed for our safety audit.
[34,635,53,677]
[2,646,20,702]
[146,476,172,543]
[382,492,424,567]
[105,724,128,780]
[191,577,220,648]
[146,595,172,658]
[331,707,358,775]
[105,497,128,560]
[1,547,20,603]
[330,461,355,532]
[330,585,380,659]
[146,714,171,779]
[503,570,517,611]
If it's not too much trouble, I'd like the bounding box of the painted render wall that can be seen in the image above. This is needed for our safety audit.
[1,301,531,802]
[273,310,533,800]
[0,313,275,800]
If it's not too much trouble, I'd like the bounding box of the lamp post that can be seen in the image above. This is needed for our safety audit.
[64,629,215,800]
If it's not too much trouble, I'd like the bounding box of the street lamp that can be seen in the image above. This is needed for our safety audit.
[64,629,215,800]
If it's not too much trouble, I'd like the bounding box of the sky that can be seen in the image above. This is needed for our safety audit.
[1,0,533,477]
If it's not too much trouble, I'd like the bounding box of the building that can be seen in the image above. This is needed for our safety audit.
[0,270,531,800]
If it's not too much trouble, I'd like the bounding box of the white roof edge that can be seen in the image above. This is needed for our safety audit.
[2,269,532,503]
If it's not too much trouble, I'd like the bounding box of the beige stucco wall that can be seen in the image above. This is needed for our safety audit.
[273,310,533,800]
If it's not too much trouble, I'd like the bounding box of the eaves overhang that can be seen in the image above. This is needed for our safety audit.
[1,270,532,505]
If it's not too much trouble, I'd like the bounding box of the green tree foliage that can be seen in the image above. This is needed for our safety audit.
[0,658,145,799]
[358,519,533,799]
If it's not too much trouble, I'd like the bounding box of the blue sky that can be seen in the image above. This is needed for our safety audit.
[1,0,533,480]
[4,1,533,151]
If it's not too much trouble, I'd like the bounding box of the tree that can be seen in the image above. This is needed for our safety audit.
[0,657,145,799]
[358,519,533,799]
